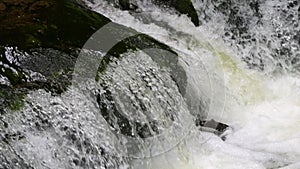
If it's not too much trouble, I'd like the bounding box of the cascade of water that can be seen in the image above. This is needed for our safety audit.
[1,0,299,168]
[82,0,300,168]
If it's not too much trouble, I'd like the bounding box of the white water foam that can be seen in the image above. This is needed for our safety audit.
[82,1,300,168]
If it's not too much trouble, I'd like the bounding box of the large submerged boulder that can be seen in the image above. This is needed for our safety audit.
[0,0,188,168]
[0,0,189,161]
[0,0,187,110]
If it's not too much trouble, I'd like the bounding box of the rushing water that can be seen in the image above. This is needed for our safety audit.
[1,0,300,169]
[79,1,300,168]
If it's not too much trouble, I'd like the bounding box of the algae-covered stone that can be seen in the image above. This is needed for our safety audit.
[0,0,111,52]
[0,85,25,112]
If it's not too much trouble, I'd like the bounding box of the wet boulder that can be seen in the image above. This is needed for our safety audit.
[0,0,111,113]
[0,0,111,52]
[0,0,189,142]
[153,0,200,26]
[80,23,188,138]
[98,0,200,26]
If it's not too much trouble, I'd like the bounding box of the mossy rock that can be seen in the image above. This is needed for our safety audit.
[0,85,26,112]
[0,47,71,112]
[0,0,111,53]
[0,0,188,137]
[0,0,112,98]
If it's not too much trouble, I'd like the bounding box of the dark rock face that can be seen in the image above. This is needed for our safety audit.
[99,0,200,26]
[154,0,200,26]
[0,0,111,52]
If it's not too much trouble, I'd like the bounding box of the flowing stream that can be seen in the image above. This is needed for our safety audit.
[1,0,300,169]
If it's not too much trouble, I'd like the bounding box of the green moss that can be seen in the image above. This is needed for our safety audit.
[0,86,26,112]
[8,95,25,111]
[49,24,58,30]
[0,66,26,87]
[26,35,42,47]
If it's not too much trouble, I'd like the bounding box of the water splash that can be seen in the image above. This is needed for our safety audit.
[1,0,300,168]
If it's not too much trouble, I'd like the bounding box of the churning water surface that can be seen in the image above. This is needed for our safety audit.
[82,0,300,168]
[1,0,299,169]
